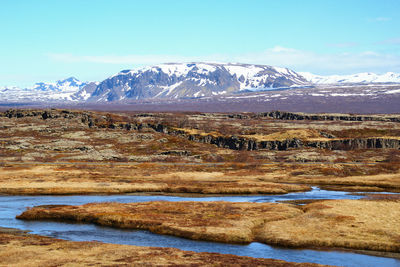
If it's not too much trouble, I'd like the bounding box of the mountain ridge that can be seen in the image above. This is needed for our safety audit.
[1,62,400,103]
[0,77,97,102]
[89,62,308,102]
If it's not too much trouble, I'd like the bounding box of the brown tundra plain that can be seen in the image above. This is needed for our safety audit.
[1,108,400,266]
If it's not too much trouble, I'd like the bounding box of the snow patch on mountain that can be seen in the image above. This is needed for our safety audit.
[300,72,400,84]
[224,64,265,90]
[385,88,400,94]
[156,81,183,97]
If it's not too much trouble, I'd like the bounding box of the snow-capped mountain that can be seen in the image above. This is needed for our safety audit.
[32,77,84,92]
[300,72,400,84]
[89,63,308,102]
[72,82,98,101]
[2,63,400,104]
[0,77,95,102]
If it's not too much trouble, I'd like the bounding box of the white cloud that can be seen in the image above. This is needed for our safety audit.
[268,46,297,53]
[47,47,400,75]
[230,47,400,74]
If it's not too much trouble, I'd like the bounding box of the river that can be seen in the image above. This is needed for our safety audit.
[0,187,399,267]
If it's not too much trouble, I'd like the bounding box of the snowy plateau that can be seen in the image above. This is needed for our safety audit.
[299,72,400,84]
[1,63,400,104]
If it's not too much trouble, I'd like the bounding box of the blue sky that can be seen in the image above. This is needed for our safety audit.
[1,0,399,87]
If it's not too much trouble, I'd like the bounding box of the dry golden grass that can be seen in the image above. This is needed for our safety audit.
[282,171,400,192]
[2,158,400,196]
[241,129,330,141]
[0,164,310,195]
[17,201,302,244]
[171,126,221,137]
[1,161,400,195]
[258,199,400,253]
[0,230,326,267]
[17,199,400,254]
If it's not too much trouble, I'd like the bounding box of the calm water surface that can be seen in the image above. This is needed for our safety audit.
[0,187,399,267]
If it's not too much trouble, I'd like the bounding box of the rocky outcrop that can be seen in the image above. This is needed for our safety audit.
[173,133,400,151]
[256,110,400,122]
[307,138,400,150]
[2,109,399,151]
[3,109,45,118]
[145,124,400,151]
[160,150,192,156]
[3,109,79,120]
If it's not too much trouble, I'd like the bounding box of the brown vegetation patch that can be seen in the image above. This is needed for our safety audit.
[2,109,400,164]
[242,129,329,141]
[17,201,303,244]
[258,199,400,253]
[0,164,310,195]
[0,230,326,267]
[2,109,400,196]
[284,164,400,192]
[363,193,400,201]
[17,199,400,253]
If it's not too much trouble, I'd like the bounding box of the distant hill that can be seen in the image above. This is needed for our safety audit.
[0,77,97,102]
[89,62,308,102]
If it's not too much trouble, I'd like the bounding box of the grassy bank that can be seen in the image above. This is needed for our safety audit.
[17,201,302,244]
[0,164,310,195]
[2,162,400,195]
[259,199,400,253]
[0,228,325,266]
[17,199,400,253]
